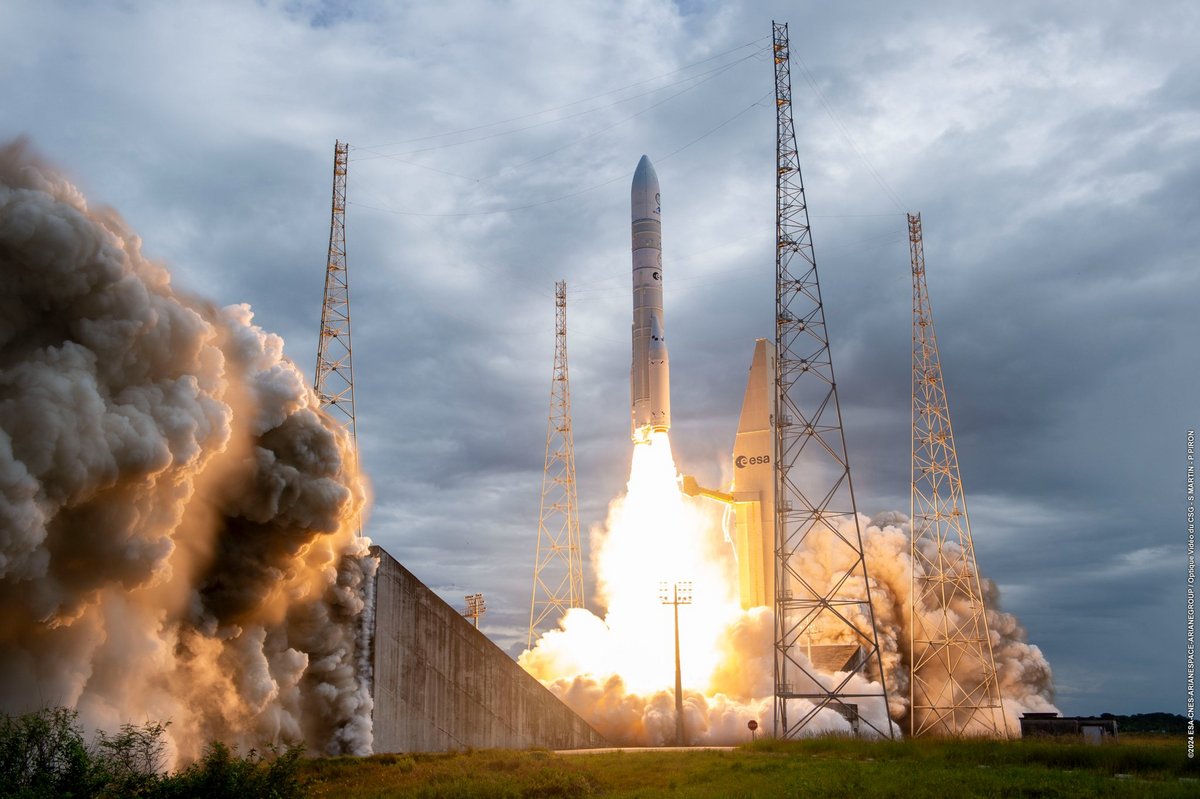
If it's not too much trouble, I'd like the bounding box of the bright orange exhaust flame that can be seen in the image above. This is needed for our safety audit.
[519,432,773,744]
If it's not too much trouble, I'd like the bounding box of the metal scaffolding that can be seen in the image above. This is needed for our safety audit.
[771,20,893,739]
[908,212,1008,738]
[528,281,584,649]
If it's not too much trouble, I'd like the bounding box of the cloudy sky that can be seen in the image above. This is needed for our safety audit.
[3,0,1196,717]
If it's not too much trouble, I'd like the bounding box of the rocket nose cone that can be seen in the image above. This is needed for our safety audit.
[632,155,660,221]
[632,155,658,190]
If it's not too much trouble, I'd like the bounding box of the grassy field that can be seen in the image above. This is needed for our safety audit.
[300,735,1199,798]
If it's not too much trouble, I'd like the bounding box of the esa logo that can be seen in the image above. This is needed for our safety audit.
[735,454,770,468]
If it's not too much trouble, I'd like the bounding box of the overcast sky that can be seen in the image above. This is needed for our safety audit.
[2,0,1196,717]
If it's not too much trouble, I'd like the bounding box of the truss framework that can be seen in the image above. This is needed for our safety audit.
[314,140,357,450]
[908,212,1008,738]
[771,21,892,739]
[528,281,584,649]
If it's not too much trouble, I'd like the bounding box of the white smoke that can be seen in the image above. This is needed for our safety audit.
[0,139,374,763]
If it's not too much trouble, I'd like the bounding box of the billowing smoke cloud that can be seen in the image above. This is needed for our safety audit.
[520,439,1056,743]
[856,511,1058,732]
[0,139,374,763]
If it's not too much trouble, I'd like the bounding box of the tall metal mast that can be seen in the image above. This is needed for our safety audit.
[908,212,1008,738]
[313,141,373,712]
[528,281,584,649]
[314,140,357,451]
[771,21,892,739]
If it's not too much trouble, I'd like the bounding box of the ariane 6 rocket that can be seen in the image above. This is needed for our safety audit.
[630,155,670,443]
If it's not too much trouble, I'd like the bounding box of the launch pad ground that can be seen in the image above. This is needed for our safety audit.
[301,736,1197,798]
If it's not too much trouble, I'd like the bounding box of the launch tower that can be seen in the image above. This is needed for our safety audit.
[907,212,1008,737]
[770,21,893,739]
[528,281,585,649]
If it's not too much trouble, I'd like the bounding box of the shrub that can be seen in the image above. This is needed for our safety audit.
[161,741,305,799]
[0,707,94,798]
[0,707,306,799]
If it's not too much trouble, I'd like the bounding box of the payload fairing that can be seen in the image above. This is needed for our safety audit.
[630,155,671,443]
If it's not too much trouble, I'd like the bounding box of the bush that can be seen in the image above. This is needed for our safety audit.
[163,741,305,799]
[93,720,171,797]
[0,707,93,798]
[0,707,306,799]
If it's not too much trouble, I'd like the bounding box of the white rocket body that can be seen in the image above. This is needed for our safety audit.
[630,155,671,443]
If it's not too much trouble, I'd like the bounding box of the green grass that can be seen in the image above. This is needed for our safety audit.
[300,736,1200,798]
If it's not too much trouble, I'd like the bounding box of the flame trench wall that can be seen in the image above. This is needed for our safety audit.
[369,546,607,752]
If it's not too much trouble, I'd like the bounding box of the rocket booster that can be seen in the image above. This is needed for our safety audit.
[630,155,670,442]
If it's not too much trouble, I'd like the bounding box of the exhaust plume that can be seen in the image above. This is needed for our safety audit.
[521,436,1055,743]
[0,139,374,763]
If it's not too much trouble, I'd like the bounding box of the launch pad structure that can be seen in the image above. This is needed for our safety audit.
[688,27,1012,742]
[304,20,1018,752]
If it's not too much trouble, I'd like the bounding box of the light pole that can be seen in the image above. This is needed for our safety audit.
[659,580,693,746]
[463,593,486,629]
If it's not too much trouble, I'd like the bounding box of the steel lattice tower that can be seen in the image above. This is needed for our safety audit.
[314,140,358,448]
[771,21,892,739]
[528,281,584,649]
[908,213,1008,738]
[313,140,373,710]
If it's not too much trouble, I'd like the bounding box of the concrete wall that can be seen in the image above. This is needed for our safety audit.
[370,545,607,752]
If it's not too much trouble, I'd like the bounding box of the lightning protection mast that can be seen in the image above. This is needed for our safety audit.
[314,140,358,452]
[771,21,893,739]
[908,212,1008,738]
[528,281,584,649]
[312,140,376,723]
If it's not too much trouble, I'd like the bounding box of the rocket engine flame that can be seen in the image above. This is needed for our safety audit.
[522,432,770,744]
[0,139,374,763]
[520,435,1056,743]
